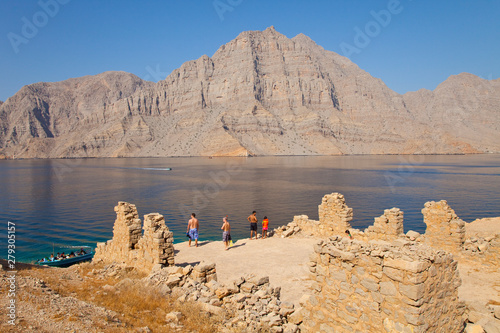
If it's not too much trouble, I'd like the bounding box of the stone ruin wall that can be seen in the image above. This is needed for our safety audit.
[422,200,466,254]
[318,193,354,234]
[277,193,405,243]
[136,213,175,270]
[364,208,404,242]
[273,193,485,332]
[277,193,354,237]
[99,201,142,262]
[279,193,469,255]
[301,236,466,333]
[94,202,175,273]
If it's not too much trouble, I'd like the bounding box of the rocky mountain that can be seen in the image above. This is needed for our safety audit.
[1,26,499,158]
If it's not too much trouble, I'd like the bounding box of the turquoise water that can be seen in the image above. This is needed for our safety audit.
[1,155,499,263]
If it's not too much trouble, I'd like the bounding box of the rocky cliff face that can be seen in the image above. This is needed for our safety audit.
[0,71,153,157]
[403,73,500,153]
[1,26,499,158]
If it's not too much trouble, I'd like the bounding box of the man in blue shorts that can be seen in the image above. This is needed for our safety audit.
[187,213,199,247]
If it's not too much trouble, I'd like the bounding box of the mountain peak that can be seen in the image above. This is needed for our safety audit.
[233,26,286,41]
[1,28,499,158]
[292,32,319,49]
[434,72,487,92]
[292,32,312,42]
[264,25,276,32]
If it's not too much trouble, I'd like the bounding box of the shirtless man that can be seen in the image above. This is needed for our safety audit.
[221,216,231,250]
[187,213,199,247]
[248,210,258,240]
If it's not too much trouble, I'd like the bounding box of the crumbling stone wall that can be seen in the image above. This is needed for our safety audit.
[135,213,175,271]
[94,202,142,263]
[365,208,404,241]
[318,193,353,234]
[302,236,466,333]
[422,200,465,254]
[94,202,175,273]
[275,193,354,238]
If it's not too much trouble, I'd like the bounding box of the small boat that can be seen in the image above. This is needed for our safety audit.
[35,251,94,268]
[139,167,172,171]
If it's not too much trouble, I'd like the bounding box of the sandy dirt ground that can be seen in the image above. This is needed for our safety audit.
[174,236,318,305]
[459,217,500,312]
[466,217,500,238]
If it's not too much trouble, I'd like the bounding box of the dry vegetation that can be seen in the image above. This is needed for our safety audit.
[1,261,232,333]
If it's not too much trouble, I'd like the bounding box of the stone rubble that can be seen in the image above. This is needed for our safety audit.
[462,235,497,255]
[144,263,299,332]
[465,300,500,333]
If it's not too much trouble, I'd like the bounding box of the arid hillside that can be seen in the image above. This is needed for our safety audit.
[1,27,499,158]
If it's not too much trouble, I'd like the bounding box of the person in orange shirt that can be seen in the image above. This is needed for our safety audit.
[262,216,269,239]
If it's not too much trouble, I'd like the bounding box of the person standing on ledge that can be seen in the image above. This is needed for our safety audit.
[262,216,269,239]
[187,213,199,247]
[248,210,258,240]
[221,216,231,250]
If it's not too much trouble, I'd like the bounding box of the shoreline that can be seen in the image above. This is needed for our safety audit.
[2,152,499,161]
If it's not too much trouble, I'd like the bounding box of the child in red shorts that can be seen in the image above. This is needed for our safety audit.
[262,216,269,239]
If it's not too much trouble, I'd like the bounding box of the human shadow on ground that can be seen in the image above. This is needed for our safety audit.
[176,261,201,267]
[228,243,245,250]
[175,240,210,251]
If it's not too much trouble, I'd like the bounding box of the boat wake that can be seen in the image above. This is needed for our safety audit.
[137,167,172,171]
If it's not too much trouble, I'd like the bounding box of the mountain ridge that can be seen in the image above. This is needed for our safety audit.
[1,27,499,159]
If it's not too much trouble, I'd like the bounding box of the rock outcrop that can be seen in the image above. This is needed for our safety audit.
[1,27,500,158]
[94,202,175,273]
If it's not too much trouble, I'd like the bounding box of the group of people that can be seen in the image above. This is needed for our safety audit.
[248,211,269,240]
[186,211,270,251]
[38,248,87,263]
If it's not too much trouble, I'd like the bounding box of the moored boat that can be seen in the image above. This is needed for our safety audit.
[34,250,94,267]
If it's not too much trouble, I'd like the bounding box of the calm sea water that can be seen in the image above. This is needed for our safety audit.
[1,155,499,263]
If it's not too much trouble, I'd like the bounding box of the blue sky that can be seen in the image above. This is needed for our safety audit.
[0,0,499,102]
